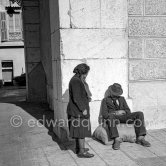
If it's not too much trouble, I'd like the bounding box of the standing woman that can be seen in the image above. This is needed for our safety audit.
[67,63,94,158]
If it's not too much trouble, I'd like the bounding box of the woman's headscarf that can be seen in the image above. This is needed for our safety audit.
[73,63,92,99]
[73,63,90,75]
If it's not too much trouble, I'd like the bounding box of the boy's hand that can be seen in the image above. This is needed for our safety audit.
[83,109,87,115]
[116,110,126,116]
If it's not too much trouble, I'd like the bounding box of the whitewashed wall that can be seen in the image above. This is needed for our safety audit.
[49,0,129,138]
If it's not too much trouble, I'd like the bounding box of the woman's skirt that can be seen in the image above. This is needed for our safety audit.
[68,116,92,139]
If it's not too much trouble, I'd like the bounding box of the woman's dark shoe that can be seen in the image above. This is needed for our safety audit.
[112,140,120,150]
[77,151,94,158]
[75,148,89,154]
[84,148,89,152]
[136,138,151,147]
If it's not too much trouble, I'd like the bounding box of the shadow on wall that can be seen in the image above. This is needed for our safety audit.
[50,88,77,153]
[104,87,111,98]
[62,89,69,103]
[97,87,111,124]
[58,89,70,139]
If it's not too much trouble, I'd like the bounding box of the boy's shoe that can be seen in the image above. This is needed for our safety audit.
[113,140,120,150]
[136,138,151,147]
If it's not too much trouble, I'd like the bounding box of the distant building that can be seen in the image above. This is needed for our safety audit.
[0,0,25,86]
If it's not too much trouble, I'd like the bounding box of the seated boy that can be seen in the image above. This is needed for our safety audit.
[100,83,151,150]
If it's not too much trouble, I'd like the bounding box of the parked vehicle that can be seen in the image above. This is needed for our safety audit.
[14,73,26,86]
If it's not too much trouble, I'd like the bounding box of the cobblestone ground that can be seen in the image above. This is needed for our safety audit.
[0,87,166,166]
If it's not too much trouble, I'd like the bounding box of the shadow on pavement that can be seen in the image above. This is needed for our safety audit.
[0,87,76,153]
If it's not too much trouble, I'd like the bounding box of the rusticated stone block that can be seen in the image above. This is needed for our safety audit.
[128,0,143,15]
[24,25,40,48]
[51,30,60,60]
[129,17,166,37]
[129,60,166,80]
[101,0,127,28]
[57,29,127,60]
[59,0,70,28]
[49,0,60,32]
[26,48,40,62]
[70,0,100,28]
[52,60,62,101]
[27,62,39,74]
[60,59,128,101]
[23,0,39,7]
[25,31,40,48]
[129,39,143,58]
[27,63,47,102]
[129,82,166,129]
[145,0,166,15]
[24,24,39,32]
[145,39,166,58]
[23,7,39,24]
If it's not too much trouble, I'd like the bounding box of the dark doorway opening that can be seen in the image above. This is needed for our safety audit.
[1,60,13,86]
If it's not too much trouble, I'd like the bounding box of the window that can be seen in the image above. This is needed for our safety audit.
[0,11,23,42]
[0,0,9,6]
[8,13,23,41]
[0,12,8,41]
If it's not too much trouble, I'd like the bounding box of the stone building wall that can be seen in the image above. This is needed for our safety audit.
[49,0,130,138]
[22,0,47,102]
[22,0,166,139]
[39,0,53,109]
[128,0,166,129]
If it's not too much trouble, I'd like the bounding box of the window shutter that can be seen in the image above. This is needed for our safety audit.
[15,14,22,39]
[8,15,14,33]
[0,12,8,41]
[14,14,21,32]
[0,0,8,6]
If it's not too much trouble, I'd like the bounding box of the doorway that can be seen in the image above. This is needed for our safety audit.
[1,60,13,85]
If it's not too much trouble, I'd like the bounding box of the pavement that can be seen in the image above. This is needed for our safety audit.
[0,87,166,166]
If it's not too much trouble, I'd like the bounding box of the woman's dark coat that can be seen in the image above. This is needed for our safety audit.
[67,75,90,119]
